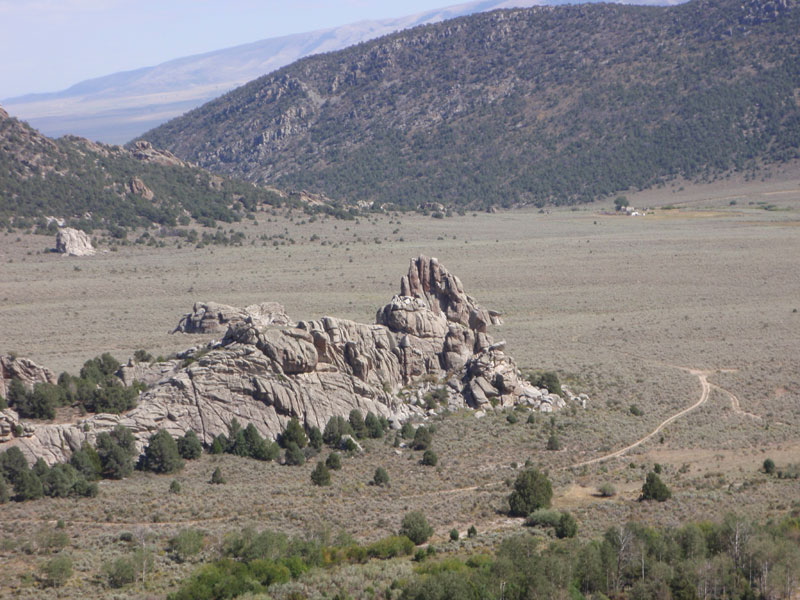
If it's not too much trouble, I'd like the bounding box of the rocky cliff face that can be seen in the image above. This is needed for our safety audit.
[55,227,95,256]
[1,256,568,465]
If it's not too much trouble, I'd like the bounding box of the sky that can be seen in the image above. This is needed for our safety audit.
[0,0,490,98]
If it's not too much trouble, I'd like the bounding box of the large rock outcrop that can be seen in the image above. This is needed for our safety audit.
[1,256,563,465]
[55,227,95,256]
[173,301,292,334]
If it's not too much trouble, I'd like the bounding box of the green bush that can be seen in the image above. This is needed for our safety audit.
[546,433,561,451]
[323,415,353,446]
[349,409,367,439]
[96,425,136,479]
[308,426,323,450]
[141,429,184,474]
[14,469,43,501]
[210,467,226,485]
[373,467,390,487]
[366,535,415,558]
[284,442,305,466]
[310,461,331,486]
[763,458,776,474]
[508,468,553,517]
[326,452,342,470]
[524,508,562,528]
[556,512,578,538]
[421,450,438,466]
[177,430,203,460]
[281,418,308,449]
[400,421,416,440]
[365,412,384,438]
[467,525,477,538]
[598,483,617,497]
[629,404,644,416]
[0,477,8,503]
[69,443,101,481]
[168,528,205,562]
[529,371,562,396]
[169,479,181,494]
[412,426,433,450]
[640,471,671,502]
[0,446,29,485]
[40,552,72,587]
[400,511,433,545]
[450,528,459,541]
[104,555,136,588]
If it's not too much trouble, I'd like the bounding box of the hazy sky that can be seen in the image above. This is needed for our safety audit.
[0,0,489,98]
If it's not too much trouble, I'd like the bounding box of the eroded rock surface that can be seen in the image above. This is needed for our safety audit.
[173,301,291,334]
[2,256,574,465]
[0,355,57,398]
[55,227,95,256]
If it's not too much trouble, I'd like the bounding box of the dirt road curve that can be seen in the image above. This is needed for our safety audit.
[567,368,711,469]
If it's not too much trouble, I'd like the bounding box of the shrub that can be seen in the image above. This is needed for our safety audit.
[96,425,136,479]
[326,452,342,470]
[450,528,459,541]
[177,430,203,460]
[630,404,644,416]
[69,443,101,481]
[373,467,390,487]
[141,429,184,474]
[508,468,553,517]
[210,435,225,454]
[40,552,72,587]
[0,446,29,485]
[169,479,181,494]
[367,535,415,558]
[284,442,305,466]
[556,512,578,538]
[104,555,136,588]
[467,525,477,538]
[598,483,617,497]
[529,371,562,396]
[524,508,562,528]
[400,421,415,440]
[323,415,352,446]
[168,528,204,562]
[308,426,323,450]
[311,461,331,486]
[400,511,433,545]
[14,469,43,501]
[0,477,8,503]
[421,450,438,466]
[365,412,384,438]
[210,467,226,484]
[763,458,776,474]
[527,414,535,424]
[349,409,367,439]
[42,463,80,498]
[640,471,671,502]
[413,426,433,450]
[282,418,308,449]
[546,433,561,451]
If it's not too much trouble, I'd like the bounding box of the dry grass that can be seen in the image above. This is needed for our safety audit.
[1,173,799,597]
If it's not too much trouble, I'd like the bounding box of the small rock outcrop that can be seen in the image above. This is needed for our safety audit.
[55,227,95,256]
[127,176,154,200]
[0,355,57,399]
[1,256,576,465]
[173,301,292,334]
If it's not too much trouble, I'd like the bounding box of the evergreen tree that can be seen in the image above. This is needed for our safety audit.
[508,468,553,517]
[1,446,29,486]
[325,452,342,470]
[373,467,390,487]
[177,430,203,460]
[400,511,433,545]
[640,471,671,502]
[349,409,367,439]
[141,430,184,474]
[14,469,43,501]
[282,418,308,449]
[364,412,384,438]
[310,461,331,486]
[284,442,305,466]
[308,426,323,450]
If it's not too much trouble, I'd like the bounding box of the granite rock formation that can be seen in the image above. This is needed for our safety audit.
[1,256,569,465]
[173,301,291,334]
[55,227,95,256]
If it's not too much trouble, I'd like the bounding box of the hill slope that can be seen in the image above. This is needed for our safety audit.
[139,0,800,210]
[1,0,547,144]
[0,106,285,231]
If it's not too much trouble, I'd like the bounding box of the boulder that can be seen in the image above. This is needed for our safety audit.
[173,301,291,334]
[55,227,95,256]
[127,176,154,200]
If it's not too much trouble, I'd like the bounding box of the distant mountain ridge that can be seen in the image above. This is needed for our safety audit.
[2,0,560,144]
[0,105,290,231]
[137,0,800,210]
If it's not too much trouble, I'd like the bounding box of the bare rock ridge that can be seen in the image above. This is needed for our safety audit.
[173,301,292,334]
[55,227,95,256]
[1,256,572,465]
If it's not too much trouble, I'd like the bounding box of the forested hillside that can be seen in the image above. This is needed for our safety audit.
[0,106,287,232]
[139,0,800,210]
